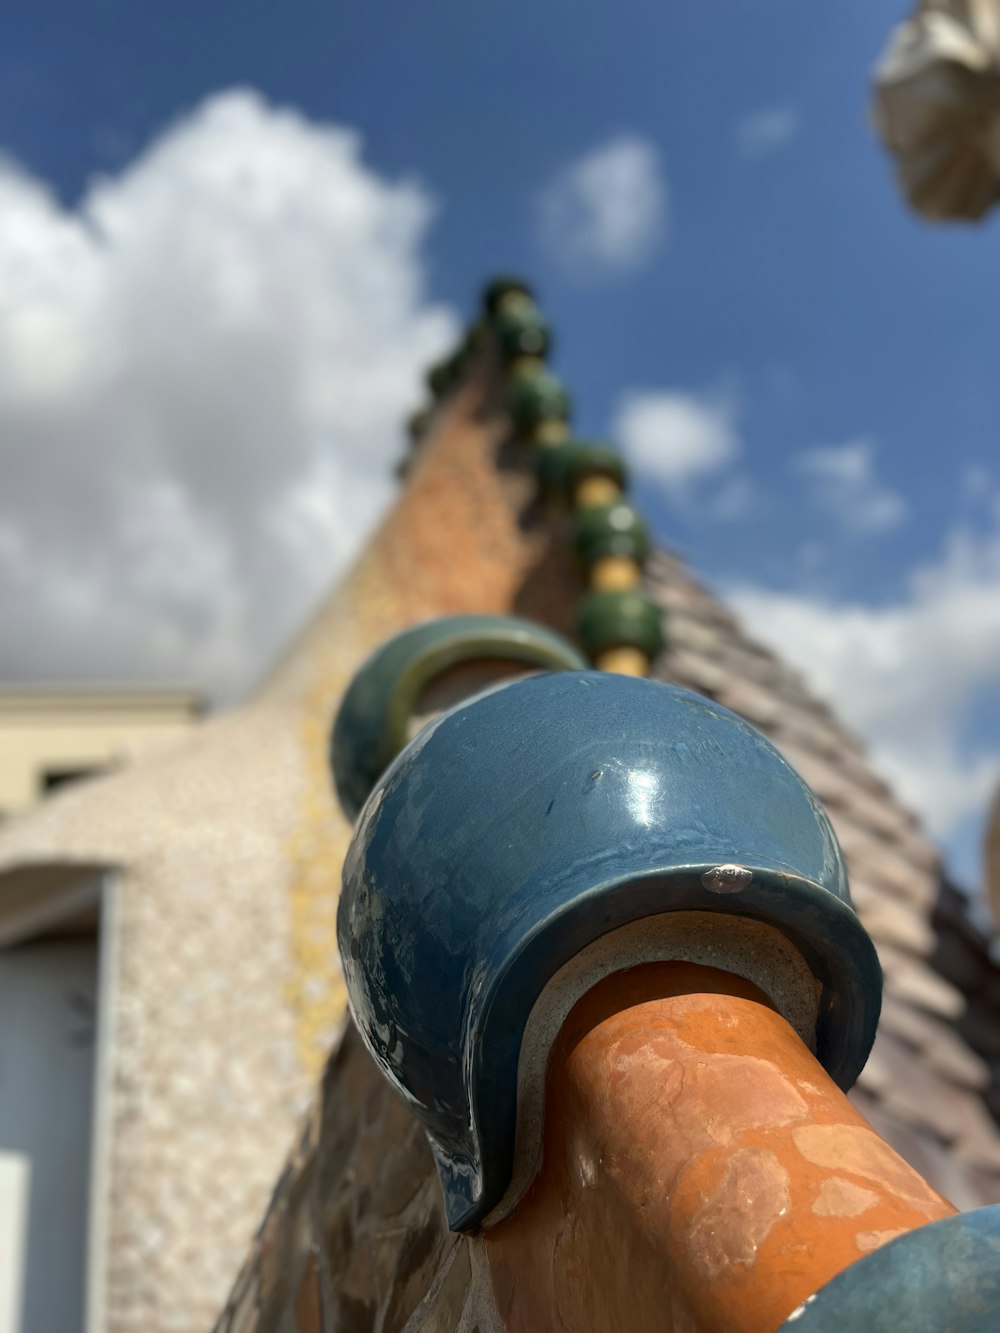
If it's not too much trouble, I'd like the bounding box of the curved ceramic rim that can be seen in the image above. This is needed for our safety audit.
[376,623,587,776]
[775,1205,1000,1330]
[332,616,587,820]
[438,863,881,1231]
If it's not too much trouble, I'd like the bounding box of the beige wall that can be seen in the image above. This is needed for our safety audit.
[0,692,201,816]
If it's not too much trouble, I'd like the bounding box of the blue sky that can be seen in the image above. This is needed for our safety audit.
[1,1,999,891]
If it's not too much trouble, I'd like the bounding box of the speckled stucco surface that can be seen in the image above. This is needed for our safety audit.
[0,701,319,1331]
[0,362,573,1331]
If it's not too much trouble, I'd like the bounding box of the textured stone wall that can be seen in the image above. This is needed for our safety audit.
[215,1022,497,1333]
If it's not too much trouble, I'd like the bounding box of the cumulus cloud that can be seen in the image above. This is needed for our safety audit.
[736,107,800,160]
[613,388,741,496]
[537,136,667,277]
[0,90,456,699]
[795,440,907,535]
[730,523,1000,842]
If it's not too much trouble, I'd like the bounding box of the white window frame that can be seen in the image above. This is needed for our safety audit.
[0,864,120,1333]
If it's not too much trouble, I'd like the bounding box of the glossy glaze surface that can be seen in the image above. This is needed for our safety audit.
[487,964,952,1333]
[330,614,586,820]
[341,677,880,1226]
[575,585,665,660]
[778,1204,1000,1331]
[338,670,881,1229]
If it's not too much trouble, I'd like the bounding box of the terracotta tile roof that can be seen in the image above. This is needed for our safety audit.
[644,548,1000,1208]
[933,882,1000,1128]
[877,992,990,1090]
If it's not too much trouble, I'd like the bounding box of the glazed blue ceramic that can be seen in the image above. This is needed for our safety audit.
[776,1206,1000,1330]
[337,670,882,1231]
[330,615,587,820]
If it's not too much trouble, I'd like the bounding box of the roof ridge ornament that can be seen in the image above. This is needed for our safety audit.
[336,668,882,1230]
[488,281,665,674]
[398,275,667,675]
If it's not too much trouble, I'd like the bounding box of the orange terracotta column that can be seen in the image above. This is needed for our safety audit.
[485,963,954,1333]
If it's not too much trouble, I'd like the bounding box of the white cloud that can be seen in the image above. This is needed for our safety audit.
[736,107,800,160]
[707,474,759,520]
[613,388,741,495]
[961,464,1000,527]
[961,463,993,499]
[0,89,456,698]
[729,523,1000,842]
[537,136,667,277]
[795,440,907,535]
